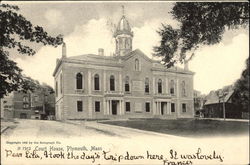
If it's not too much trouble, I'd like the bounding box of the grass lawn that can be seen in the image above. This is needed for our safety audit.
[100,118,249,138]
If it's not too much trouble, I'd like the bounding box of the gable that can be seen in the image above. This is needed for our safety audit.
[122,49,153,63]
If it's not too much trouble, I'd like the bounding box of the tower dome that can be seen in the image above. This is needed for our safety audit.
[113,6,133,56]
[114,16,133,37]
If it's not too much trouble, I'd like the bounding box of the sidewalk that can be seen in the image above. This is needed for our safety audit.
[197,117,249,122]
[66,120,185,139]
[0,119,18,134]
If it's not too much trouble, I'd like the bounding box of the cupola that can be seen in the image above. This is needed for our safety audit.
[113,6,133,56]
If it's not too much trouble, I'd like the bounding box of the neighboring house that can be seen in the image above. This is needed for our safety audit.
[0,93,14,119]
[53,10,195,120]
[193,90,206,117]
[203,89,242,119]
[0,88,55,119]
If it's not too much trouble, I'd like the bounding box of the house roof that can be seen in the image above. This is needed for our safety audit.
[204,90,234,105]
[53,49,194,76]
[67,53,119,64]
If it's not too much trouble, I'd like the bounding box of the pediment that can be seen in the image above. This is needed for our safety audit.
[122,49,154,63]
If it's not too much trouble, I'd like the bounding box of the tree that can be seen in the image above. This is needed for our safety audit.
[153,2,249,67]
[0,4,63,98]
[233,58,249,112]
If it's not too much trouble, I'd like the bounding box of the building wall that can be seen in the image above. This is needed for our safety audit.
[204,103,242,119]
[0,88,55,119]
[0,94,14,119]
[55,53,194,120]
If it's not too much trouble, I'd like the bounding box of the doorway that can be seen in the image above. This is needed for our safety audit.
[161,102,167,115]
[20,113,27,119]
[112,100,118,115]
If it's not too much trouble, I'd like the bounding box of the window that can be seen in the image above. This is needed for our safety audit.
[23,103,29,109]
[125,102,130,112]
[158,79,162,94]
[182,103,186,113]
[125,38,128,48]
[125,76,130,92]
[77,101,83,112]
[119,38,123,49]
[181,81,186,97]
[170,80,175,95]
[60,74,63,94]
[110,75,115,91]
[23,96,29,102]
[56,81,58,97]
[94,74,100,90]
[145,102,150,112]
[34,96,39,102]
[95,101,100,112]
[45,95,48,102]
[145,78,149,93]
[171,103,175,112]
[135,59,140,71]
[76,73,83,89]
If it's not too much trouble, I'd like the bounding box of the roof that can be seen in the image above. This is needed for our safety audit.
[67,54,119,64]
[113,15,133,37]
[53,49,194,76]
[204,90,234,105]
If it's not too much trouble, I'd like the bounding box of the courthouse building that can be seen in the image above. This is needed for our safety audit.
[53,12,195,120]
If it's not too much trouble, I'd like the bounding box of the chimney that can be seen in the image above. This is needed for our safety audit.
[184,60,189,71]
[98,48,104,56]
[62,42,66,58]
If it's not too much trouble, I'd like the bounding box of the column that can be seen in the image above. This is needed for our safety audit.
[109,100,112,115]
[103,98,106,115]
[88,97,92,118]
[103,71,106,92]
[176,79,180,117]
[158,101,161,115]
[176,79,179,98]
[121,100,124,115]
[153,101,156,115]
[156,101,158,115]
[119,73,122,92]
[165,77,168,94]
[153,77,155,94]
[167,102,171,115]
[106,100,109,115]
[119,100,122,115]
[88,70,92,94]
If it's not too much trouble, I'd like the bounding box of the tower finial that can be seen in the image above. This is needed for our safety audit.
[122,5,125,16]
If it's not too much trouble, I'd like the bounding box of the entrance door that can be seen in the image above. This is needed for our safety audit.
[161,102,167,115]
[112,100,117,115]
[161,103,164,115]
[20,113,27,119]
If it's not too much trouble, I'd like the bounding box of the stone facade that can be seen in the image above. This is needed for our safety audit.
[53,12,194,120]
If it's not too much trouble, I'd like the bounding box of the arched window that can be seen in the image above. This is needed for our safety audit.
[135,59,139,71]
[158,79,162,94]
[76,73,83,89]
[119,38,123,49]
[125,38,128,48]
[23,96,28,102]
[110,75,115,91]
[125,76,130,92]
[145,78,149,93]
[94,74,100,90]
[129,38,132,49]
[170,80,175,95]
[181,81,186,96]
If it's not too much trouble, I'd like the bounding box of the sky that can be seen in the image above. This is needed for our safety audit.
[5,1,249,95]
